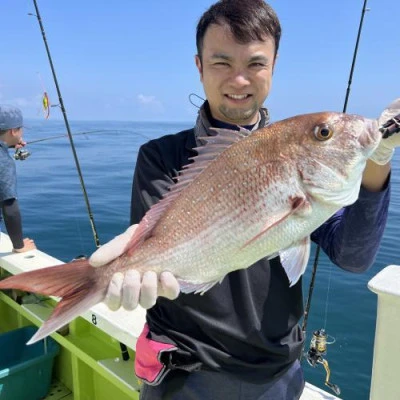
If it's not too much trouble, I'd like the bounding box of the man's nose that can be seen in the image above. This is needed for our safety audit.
[229,69,250,86]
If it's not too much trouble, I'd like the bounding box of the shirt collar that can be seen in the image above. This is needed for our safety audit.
[193,101,270,146]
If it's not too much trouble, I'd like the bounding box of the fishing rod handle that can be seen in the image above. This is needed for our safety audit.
[380,113,400,139]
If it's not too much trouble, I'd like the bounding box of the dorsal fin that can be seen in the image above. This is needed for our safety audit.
[125,127,248,255]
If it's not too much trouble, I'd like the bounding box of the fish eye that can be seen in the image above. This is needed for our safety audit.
[314,125,333,141]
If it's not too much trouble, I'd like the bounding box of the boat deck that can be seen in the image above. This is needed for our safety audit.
[0,232,339,399]
[44,380,73,400]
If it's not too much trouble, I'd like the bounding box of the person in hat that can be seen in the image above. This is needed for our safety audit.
[0,105,36,252]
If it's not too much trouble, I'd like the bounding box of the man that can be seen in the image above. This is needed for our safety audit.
[0,105,36,253]
[90,1,398,398]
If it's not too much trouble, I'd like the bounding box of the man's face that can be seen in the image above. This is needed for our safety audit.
[10,127,23,147]
[195,23,276,126]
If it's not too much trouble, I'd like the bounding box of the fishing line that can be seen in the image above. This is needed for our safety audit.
[15,128,152,159]
[323,264,333,329]
[26,130,111,145]
[29,0,101,248]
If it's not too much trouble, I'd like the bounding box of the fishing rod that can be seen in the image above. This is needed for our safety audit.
[14,129,152,160]
[26,130,109,145]
[300,0,370,395]
[26,129,152,146]
[13,130,108,160]
[29,0,100,248]
[27,0,150,366]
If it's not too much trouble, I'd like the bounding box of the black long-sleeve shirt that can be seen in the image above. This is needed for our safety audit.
[130,110,390,382]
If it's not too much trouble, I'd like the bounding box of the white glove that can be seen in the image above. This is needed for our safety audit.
[369,98,400,165]
[89,224,180,311]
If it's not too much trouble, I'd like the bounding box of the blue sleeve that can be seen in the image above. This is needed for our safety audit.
[311,181,390,273]
[0,154,17,203]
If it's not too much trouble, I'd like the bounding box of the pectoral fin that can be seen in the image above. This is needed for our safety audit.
[241,196,312,249]
[279,236,311,286]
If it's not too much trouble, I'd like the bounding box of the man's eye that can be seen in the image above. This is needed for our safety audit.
[250,63,265,68]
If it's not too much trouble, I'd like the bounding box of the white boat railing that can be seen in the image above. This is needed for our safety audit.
[368,265,400,400]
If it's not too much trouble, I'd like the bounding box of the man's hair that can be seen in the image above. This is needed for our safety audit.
[196,0,281,61]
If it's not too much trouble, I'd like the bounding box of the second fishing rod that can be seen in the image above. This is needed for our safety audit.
[29,0,101,247]
[300,0,371,396]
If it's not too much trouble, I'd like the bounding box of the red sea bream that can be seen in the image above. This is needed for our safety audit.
[0,110,384,344]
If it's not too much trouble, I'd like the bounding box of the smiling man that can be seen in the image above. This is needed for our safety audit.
[195,22,276,126]
[89,1,395,399]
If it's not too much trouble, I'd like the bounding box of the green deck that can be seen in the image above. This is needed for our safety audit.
[0,284,140,400]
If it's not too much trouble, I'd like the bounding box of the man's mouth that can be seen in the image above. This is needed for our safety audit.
[225,94,251,100]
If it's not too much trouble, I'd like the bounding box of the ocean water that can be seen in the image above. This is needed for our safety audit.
[13,119,400,399]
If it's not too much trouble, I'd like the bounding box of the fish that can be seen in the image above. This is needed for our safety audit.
[0,107,386,344]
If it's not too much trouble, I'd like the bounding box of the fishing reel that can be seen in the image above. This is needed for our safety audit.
[14,148,31,161]
[305,329,341,396]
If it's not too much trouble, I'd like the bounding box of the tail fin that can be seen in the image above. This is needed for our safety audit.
[0,259,106,344]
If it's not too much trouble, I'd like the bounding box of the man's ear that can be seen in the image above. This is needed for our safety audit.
[10,128,18,138]
[195,55,203,82]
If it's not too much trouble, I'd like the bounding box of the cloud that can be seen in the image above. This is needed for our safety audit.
[9,97,31,107]
[0,94,45,119]
[136,94,165,116]
[137,94,158,105]
[0,95,38,108]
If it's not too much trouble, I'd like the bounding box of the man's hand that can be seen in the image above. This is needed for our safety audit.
[13,237,36,253]
[369,98,400,165]
[89,224,180,311]
[15,140,27,149]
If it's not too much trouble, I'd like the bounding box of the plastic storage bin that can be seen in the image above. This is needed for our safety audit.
[0,326,60,400]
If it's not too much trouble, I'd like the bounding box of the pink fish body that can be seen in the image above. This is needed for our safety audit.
[0,110,382,344]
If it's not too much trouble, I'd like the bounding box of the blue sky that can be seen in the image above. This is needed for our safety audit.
[1,0,399,122]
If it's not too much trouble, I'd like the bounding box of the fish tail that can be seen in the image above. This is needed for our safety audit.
[0,259,106,344]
